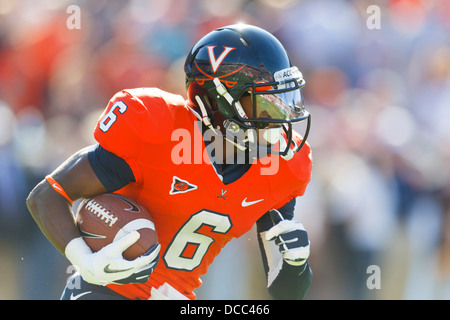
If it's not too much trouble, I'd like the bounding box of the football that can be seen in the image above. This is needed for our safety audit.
[75,193,158,260]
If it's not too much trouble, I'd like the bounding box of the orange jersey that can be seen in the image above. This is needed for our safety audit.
[92,88,312,299]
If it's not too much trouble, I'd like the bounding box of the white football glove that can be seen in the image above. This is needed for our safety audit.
[65,231,160,286]
[265,209,310,266]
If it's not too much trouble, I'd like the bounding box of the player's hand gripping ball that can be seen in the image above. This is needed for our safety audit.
[75,193,158,260]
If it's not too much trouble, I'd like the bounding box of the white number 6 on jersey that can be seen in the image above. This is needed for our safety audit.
[163,210,232,271]
[99,100,127,132]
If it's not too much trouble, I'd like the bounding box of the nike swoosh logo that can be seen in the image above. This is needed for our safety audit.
[52,183,63,192]
[104,264,134,274]
[109,194,140,213]
[241,198,264,207]
[78,221,106,239]
[70,291,92,300]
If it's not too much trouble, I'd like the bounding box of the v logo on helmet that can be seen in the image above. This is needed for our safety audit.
[207,46,235,73]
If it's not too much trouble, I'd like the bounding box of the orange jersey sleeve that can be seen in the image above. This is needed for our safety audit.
[93,88,186,182]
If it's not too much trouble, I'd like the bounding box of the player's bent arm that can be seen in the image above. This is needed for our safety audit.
[26,146,107,254]
[256,199,312,300]
[26,145,159,286]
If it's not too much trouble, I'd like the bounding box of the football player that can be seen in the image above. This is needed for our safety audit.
[26,24,313,300]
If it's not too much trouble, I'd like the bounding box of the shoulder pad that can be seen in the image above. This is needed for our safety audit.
[93,88,186,160]
[285,131,312,196]
[290,131,312,173]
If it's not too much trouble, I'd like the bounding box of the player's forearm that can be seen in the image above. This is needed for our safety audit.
[26,179,80,254]
[27,147,109,255]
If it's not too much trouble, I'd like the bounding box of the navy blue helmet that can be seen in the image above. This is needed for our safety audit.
[185,24,310,157]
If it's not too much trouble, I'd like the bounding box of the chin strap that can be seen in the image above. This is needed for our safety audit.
[213,78,248,121]
[191,95,247,152]
[194,95,212,127]
[213,77,258,151]
[193,95,223,137]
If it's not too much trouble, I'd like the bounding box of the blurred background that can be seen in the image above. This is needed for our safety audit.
[0,0,449,300]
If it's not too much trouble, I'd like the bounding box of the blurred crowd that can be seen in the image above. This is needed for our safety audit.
[0,0,449,299]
